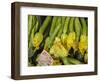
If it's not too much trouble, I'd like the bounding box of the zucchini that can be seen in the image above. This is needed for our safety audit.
[67,57,82,64]
[75,17,81,42]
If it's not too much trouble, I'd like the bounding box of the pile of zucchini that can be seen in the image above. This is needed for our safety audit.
[28,15,88,66]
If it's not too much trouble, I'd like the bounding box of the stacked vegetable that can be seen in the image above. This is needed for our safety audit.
[28,15,88,66]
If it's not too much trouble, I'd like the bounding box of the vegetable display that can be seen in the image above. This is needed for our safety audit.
[28,15,88,66]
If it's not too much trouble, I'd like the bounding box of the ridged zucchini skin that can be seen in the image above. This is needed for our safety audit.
[63,17,70,34]
[69,17,74,32]
[80,18,87,36]
[49,16,58,36]
[39,16,52,34]
[75,17,81,42]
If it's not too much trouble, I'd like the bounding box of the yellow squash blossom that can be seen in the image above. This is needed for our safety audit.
[33,32,43,49]
[66,32,76,50]
[79,35,88,55]
[50,37,68,58]
[61,34,68,48]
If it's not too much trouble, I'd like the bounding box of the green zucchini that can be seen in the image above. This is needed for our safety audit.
[75,17,81,42]
[67,57,82,64]
[69,17,74,33]
[39,16,52,34]
[63,17,70,34]
[80,18,88,36]
[49,16,58,36]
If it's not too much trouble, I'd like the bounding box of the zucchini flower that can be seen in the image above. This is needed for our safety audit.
[33,32,43,49]
[61,34,68,48]
[61,17,70,49]
[50,37,68,65]
[66,17,76,51]
[66,32,76,50]
[50,37,68,58]
[61,17,76,54]
[32,16,52,49]
[79,35,88,55]
[78,18,88,56]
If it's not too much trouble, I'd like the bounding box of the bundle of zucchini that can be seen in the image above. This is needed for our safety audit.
[28,15,88,66]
